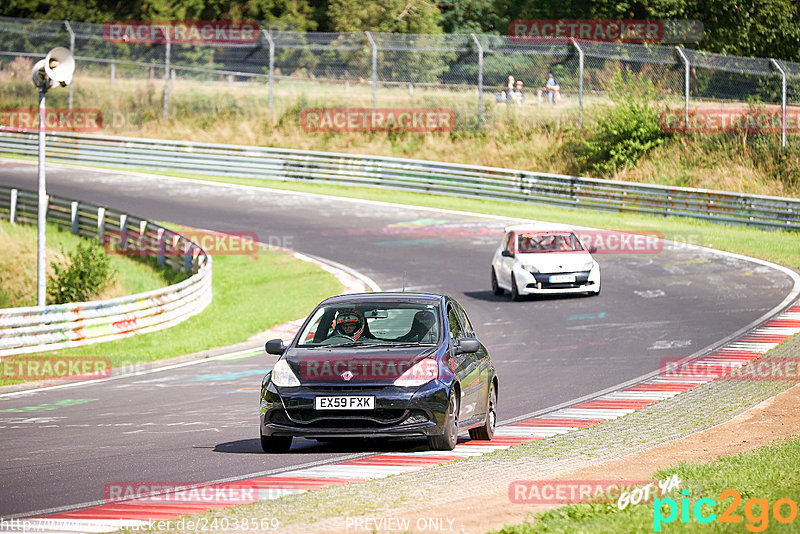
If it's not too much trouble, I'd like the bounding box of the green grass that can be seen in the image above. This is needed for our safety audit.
[0,248,342,386]
[494,435,800,533]
[0,218,179,308]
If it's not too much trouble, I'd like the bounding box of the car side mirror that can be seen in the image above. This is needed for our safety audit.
[265,338,286,355]
[588,246,597,254]
[501,249,514,258]
[456,338,480,354]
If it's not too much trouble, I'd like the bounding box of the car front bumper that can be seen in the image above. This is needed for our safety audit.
[260,380,451,439]
[515,266,600,295]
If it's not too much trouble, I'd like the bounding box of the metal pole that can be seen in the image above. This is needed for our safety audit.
[37,86,47,306]
[471,34,483,120]
[365,31,377,111]
[770,59,787,149]
[571,38,584,128]
[64,21,75,111]
[110,61,115,86]
[675,46,690,131]
[162,32,171,119]
[263,30,275,111]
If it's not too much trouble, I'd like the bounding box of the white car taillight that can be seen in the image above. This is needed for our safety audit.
[393,358,438,387]
[271,359,300,387]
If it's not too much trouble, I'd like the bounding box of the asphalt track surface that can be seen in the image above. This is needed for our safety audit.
[0,159,795,518]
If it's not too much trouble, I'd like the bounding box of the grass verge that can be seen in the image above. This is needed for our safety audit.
[495,435,800,533]
[0,248,342,386]
[0,218,180,307]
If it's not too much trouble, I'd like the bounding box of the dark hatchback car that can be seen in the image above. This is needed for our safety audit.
[259,293,498,452]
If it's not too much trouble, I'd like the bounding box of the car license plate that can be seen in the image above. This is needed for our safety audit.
[314,396,375,410]
[549,274,576,283]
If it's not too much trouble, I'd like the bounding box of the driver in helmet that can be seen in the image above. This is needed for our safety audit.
[334,308,367,340]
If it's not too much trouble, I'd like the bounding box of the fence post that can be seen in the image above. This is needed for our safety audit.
[64,21,75,111]
[163,31,171,119]
[110,61,115,86]
[770,59,787,149]
[157,228,165,266]
[365,31,377,111]
[675,46,690,132]
[571,38,584,128]
[70,200,78,233]
[9,189,17,223]
[97,206,105,244]
[471,34,483,120]
[263,29,275,111]
[119,213,128,252]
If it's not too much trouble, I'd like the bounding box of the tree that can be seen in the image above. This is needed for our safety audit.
[326,0,443,33]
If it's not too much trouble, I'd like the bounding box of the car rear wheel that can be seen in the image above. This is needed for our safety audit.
[491,268,504,296]
[511,275,521,301]
[469,381,496,440]
[428,388,459,451]
[260,429,292,453]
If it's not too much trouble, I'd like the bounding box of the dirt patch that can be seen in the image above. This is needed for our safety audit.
[318,382,800,534]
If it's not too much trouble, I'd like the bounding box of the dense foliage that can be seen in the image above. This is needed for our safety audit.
[48,242,116,304]
[2,0,799,61]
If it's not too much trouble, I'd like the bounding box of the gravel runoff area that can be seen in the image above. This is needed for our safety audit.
[181,328,800,534]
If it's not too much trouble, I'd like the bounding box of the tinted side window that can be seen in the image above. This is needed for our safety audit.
[447,305,465,340]
[454,302,474,336]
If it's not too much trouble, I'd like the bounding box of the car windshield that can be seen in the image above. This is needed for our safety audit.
[296,302,441,347]
[517,232,583,253]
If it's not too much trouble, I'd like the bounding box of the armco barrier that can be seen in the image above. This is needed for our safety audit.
[0,186,212,356]
[1,132,798,230]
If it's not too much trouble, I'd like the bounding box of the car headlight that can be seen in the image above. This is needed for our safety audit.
[271,359,300,387]
[393,358,438,387]
[582,261,595,271]
[526,265,539,273]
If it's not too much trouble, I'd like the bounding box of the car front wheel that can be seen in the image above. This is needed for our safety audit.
[260,429,292,453]
[429,388,459,451]
[511,275,521,301]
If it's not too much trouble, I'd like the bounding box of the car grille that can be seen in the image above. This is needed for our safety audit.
[270,408,411,428]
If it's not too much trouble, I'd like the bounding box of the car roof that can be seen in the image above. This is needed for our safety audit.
[505,222,574,233]
[318,292,447,306]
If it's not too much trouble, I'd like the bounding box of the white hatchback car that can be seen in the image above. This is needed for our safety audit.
[491,224,601,300]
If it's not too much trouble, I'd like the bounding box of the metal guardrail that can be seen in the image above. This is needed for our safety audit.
[0,132,798,230]
[0,185,212,356]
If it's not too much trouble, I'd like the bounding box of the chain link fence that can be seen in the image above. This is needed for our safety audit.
[1,16,800,143]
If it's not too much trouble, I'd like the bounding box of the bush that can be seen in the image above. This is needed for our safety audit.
[48,242,116,304]
[573,70,673,176]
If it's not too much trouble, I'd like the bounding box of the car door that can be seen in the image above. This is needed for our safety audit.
[497,231,516,288]
[454,300,490,421]
[447,303,481,425]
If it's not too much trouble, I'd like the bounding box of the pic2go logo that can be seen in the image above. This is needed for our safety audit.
[654,489,799,532]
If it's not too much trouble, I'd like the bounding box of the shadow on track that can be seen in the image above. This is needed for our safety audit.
[214,436,443,455]
[463,290,593,303]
